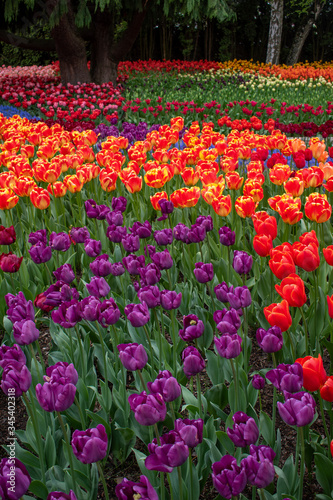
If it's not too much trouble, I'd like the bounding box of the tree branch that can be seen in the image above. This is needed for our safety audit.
[0,29,55,51]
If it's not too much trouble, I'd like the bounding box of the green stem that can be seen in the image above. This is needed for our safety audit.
[22,392,46,483]
[259,489,266,500]
[230,358,239,412]
[177,466,183,500]
[167,472,174,500]
[170,309,178,376]
[95,321,109,382]
[138,369,147,392]
[286,328,296,360]
[196,373,203,418]
[29,343,42,382]
[143,323,155,373]
[34,340,46,375]
[319,394,330,449]
[298,427,305,500]
[153,308,163,370]
[97,461,109,500]
[292,427,300,493]
[300,306,309,355]
[56,411,78,497]
[189,450,193,500]
[74,396,86,429]
[74,325,86,376]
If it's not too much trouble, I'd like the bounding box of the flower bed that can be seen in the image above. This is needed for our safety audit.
[0,112,333,499]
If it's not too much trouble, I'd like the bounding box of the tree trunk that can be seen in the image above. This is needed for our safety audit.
[266,0,284,64]
[286,1,324,66]
[90,9,115,84]
[51,1,91,84]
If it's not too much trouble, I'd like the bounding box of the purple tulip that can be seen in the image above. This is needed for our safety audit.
[49,232,71,252]
[51,300,82,328]
[233,250,253,274]
[110,262,125,276]
[71,424,108,463]
[36,380,76,412]
[89,254,112,277]
[137,286,160,308]
[154,228,173,246]
[144,244,156,258]
[69,226,90,243]
[158,199,174,215]
[28,229,47,245]
[214,308,241,334]
[277,391,316,427]
[44,282,79,307]
[227,411,259,447]
[130,221,152,239]
[252,374,265,390]
[29,242,52,264]
[6,292,34,323]
[139,264,161,286]
[128,391,167,426]
[84,238,102,258]
[117,343,148,371]
[0,361,31,397]
[0,344,26,368]
[151,249,173,270]
[97,298,120,326]
[12,319,40,345]
[173,223,190,243]
[106,210,123,226]
[47,491,77,500]
[266,363,303,393]
[219,226,236,246]
[53,264,75,284]
[84,199,100,218]
[145,430,189,472]
[194,262,214,283]
[122,254,145,275]
[115,475,158,500]
[112,196,127,213]
[0,458,31,500]
[241,444,276,488]
[187,224,206,243]
[214,333,242,359]
[125,302,150,327]
[196,215,213,231]
[212,455,247,499]
[160,290,182,310]
[79,296,101,322]
[106,224,127,243]
[179,314,204,341]
[86,276,111,298]
[174,418,204,448]
[46,362,78,385]
[256,326,283,353]
[96,204,110,220]
[122,234,140,253]
[214,282,232,303]
[182,346,205,379]
[227,286,252,309]
[147,370,181,402]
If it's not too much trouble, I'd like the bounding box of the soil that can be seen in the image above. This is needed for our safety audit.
[0,324,327,499]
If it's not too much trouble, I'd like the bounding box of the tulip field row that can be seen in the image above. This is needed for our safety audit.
[1,61,333,500]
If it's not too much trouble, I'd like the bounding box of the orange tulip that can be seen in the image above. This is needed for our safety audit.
[212,195,232,217]
[304,193,332,223]
[269,164,291,186]
[243,179,264,203]
[47,182,67,198]
[0,188,19,210]
[253,234,273,257]
[284,178,304,197]
[275,273,307,307]
[295,355,327,392]
[181,167,200,186]
[327,294,333,319]
[170,187,200,208]
[299,230,319,247]
[99,169,118,192]
[201,184,224,205]
[30,187,50,209]
[150,191,168,210]
[13,177,36,197]
[276,198,303,225]
[252,211,278,240]
[264,299,292,332]
[269,248,296,279]
[323,245,333,266]
[292,241,320,272]
[63,175,83,193]
[225,172,244,190]
[234,196,257,218]
[145,166,170,189]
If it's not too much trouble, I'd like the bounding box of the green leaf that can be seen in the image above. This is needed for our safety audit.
[28,480,48,499]
[45,428,56,469]
[260,411,274,448]
[315,452,333,495]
